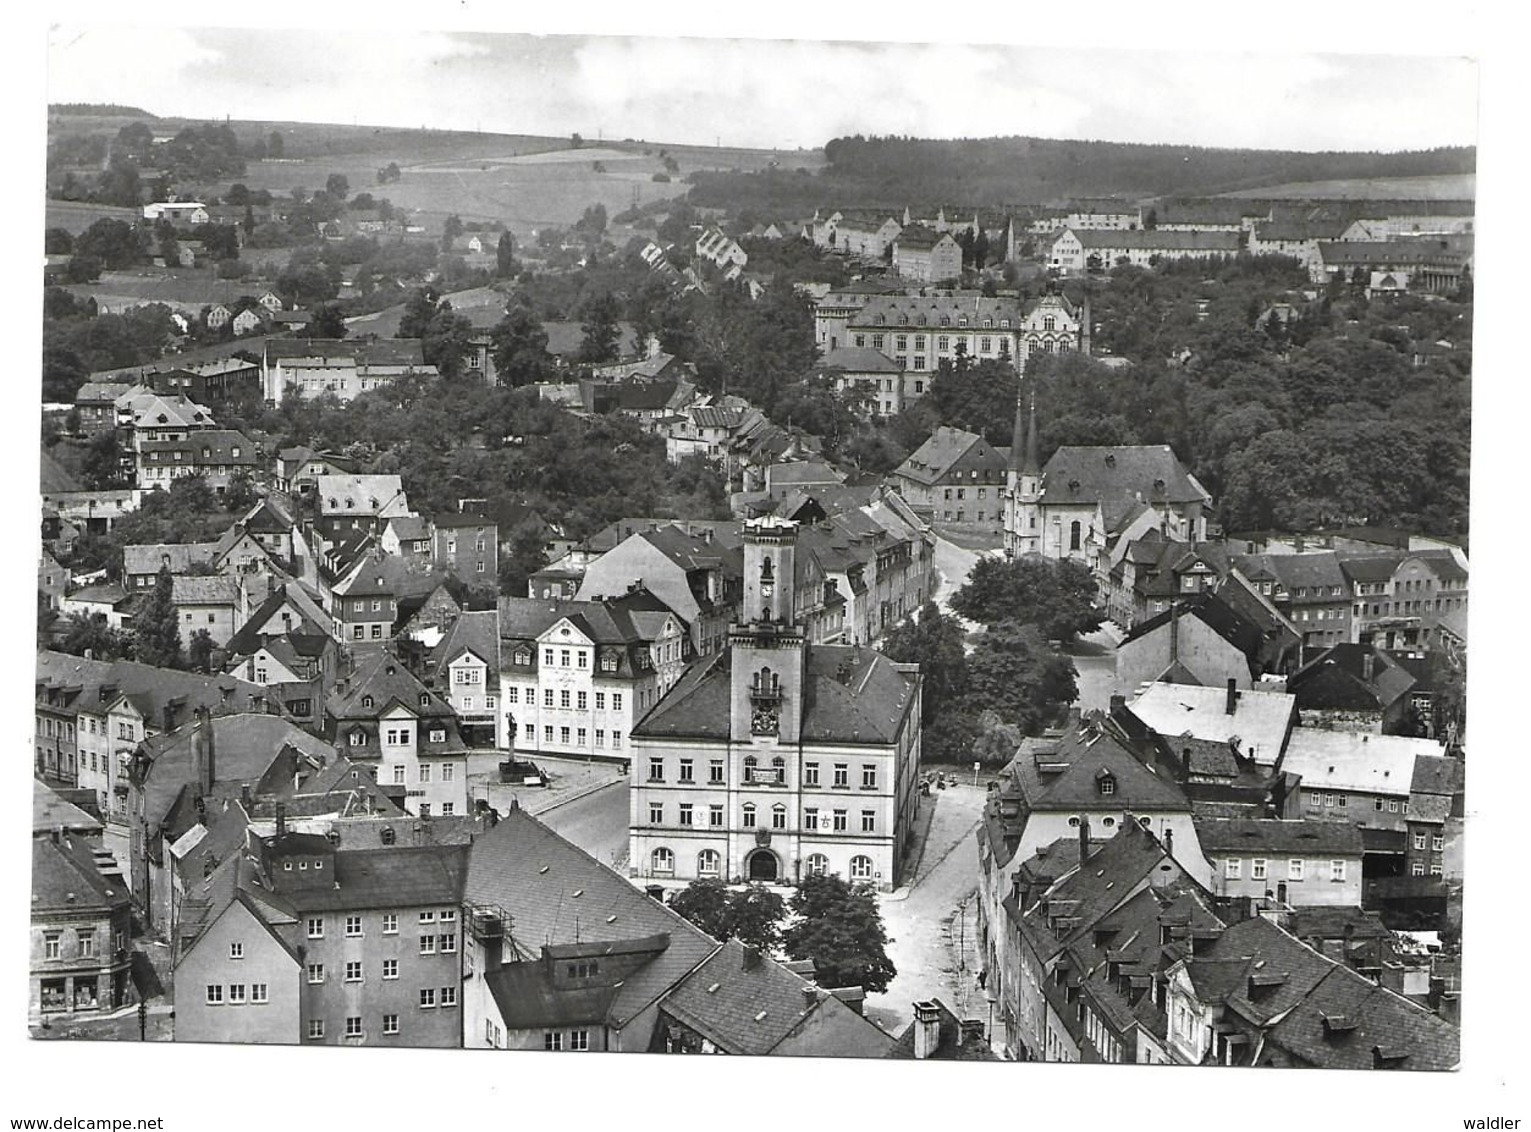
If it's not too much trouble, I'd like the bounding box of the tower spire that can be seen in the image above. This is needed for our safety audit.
[1024,386,1040,475]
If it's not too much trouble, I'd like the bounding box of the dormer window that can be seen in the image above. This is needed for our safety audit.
[361,695,374,709]
[1097,772,1116,796]
[420,694,431,707]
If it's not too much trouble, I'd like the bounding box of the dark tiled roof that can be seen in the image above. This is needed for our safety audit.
[632,644,918,746]
[32,834,132,914]
[1262,964,1459,1070]
[1043,445,1208,507]
[465,809,717,1027]
[894,426,1006,485]
[1288,644,1415,711]
[1005,714,1191,815]
[1410,754,1464,797]
[1120,592,1267,676]
[886,997,998,1060]
[662,938,894,1058]
[1064,229,1241,252]
[274,844,469,912]
[1193,817,1363,856]
[817,346,902,374]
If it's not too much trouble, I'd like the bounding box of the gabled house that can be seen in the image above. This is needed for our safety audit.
[654,938,893,1057]
[1163,915,1457,1069]
[1286,643,1417,734]
[1115,591,1275,696]
[574,525,742,657]
[888,426,1010,540]
[30,831,136,1024]
[325,651,471,818]
[499,589,688,759]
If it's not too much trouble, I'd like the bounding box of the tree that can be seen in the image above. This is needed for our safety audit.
[74,218,145,270]
[442,213,464,252]
[781,874,896,993]
[267,130,284,159]
[325,172,350,200]
[880,601,969,725]
[134,566,183,668]
[59,613,128,661]
[498,523,550,596]
[950,556,1103,641]
[668,878,732,939]
[726,885,788,952]
[576,291,622,364]
[495,231,518,278]
[187,628,215,672]
[309,303,349,340]
[489,306,554,386]
[964,620,1078,736]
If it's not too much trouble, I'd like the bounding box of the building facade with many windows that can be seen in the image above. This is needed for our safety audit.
[628,519,921,892]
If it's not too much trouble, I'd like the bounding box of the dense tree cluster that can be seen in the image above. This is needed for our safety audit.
[668,880,787,952]
[688,135,1475,216]
[781,874,897,994]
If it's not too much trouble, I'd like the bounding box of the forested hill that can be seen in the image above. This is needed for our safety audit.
[49,103,155,117]
[687,135,1476,215]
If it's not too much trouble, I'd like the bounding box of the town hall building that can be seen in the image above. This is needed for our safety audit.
[628,518,922,892]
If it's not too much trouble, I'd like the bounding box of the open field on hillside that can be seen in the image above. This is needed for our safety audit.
[47,114,821,242]
[1220,173,1476,200]
[43,201,141,235]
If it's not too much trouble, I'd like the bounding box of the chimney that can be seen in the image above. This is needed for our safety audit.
[801,986,818,1011]
[1362,653,1375,683]
[1163,827,1174,858]
[1078,815,1091,864]
[240,783,252,810]
[1181,746,1193,777]
[1169,603,1180,663]
[1109,693,1126,716]
[1226,678,1238,716]
[913,1000,942,1060]
[742,945,762,971]
[275,803,287,837]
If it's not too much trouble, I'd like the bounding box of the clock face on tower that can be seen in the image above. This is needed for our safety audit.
[751,707,780,736]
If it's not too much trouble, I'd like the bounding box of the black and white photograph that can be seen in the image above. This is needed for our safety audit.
[9,5,1518,1128]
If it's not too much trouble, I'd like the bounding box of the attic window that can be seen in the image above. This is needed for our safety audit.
[1097,774,1116,796]
[361,695,375,709]
[420,694,431,707]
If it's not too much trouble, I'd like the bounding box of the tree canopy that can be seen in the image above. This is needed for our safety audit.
[781,874,896,994]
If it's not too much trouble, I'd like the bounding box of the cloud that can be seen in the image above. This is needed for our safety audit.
[41,26,1477,152]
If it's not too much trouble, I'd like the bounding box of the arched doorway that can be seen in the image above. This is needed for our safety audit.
[746,849,779,882]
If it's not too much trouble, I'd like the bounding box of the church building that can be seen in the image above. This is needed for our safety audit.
[1003,388,1212,582]
[628,518,922,892]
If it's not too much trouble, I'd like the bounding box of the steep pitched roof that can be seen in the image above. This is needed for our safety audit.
[1005,714,1192,815]
[1042,445,1209,508]
[465,808,717,1028]
[1288,644,1416,711]
[893,426,1005,485]
[1263,963,1459,1069]
[32,833,133,916]
[661,938,894,1058]
[1120,591,1269,677]
[631,645,918,746]
[33,779,104,835]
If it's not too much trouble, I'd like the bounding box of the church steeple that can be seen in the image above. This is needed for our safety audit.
[1004,381,1043,557]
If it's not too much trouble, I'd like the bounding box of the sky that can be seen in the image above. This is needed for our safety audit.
[42,13,1482,154]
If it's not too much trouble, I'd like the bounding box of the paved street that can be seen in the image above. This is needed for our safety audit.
[538,778,630,871]
[866,782,988,1037]
[1066,622,1123,712]
[931,535,982,620]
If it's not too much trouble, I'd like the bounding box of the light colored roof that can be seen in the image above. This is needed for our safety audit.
[1126,683,1295,766]
[123,542,220,576]
[1280,730,1441,797]
[315,474,410,517]
[33,779,103,834]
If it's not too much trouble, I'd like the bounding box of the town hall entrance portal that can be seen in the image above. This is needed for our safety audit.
[746,849,778,882]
